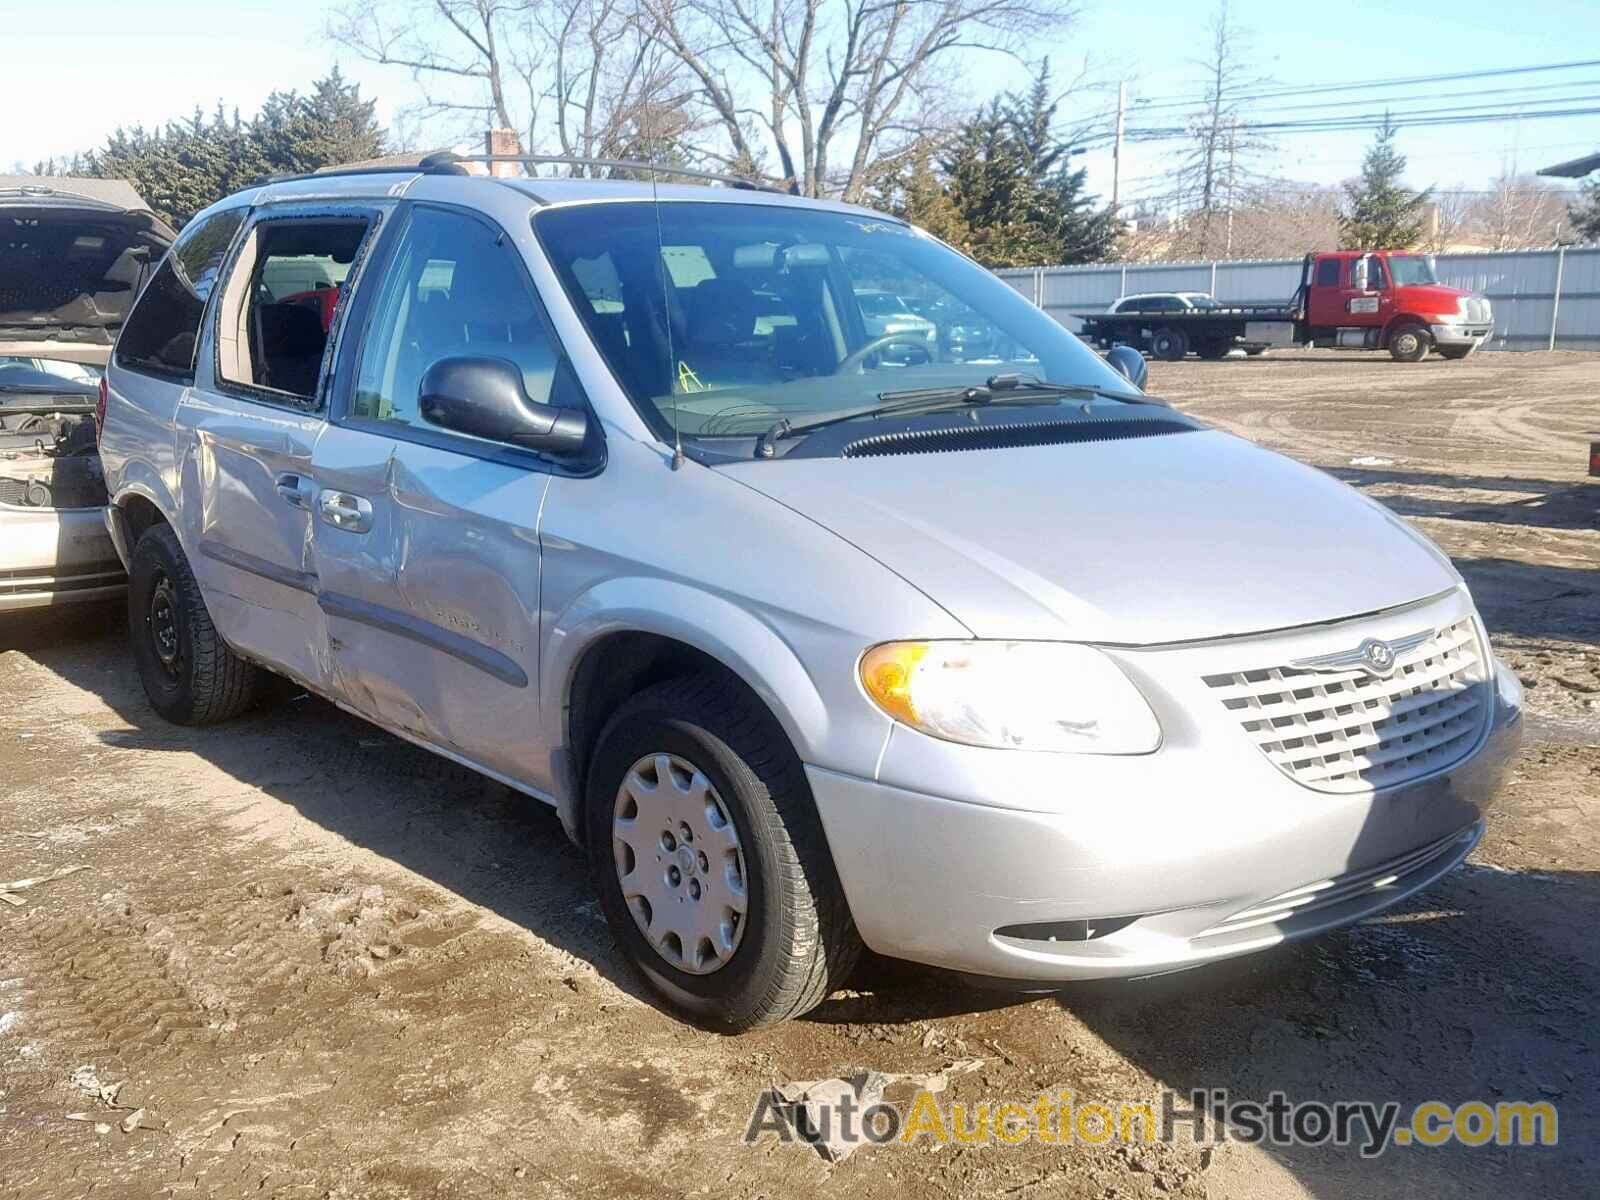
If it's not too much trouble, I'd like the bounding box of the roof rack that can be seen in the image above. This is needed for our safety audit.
[418,152,791,194]
[258,152,792,195]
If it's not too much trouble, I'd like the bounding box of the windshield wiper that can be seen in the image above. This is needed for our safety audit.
[754,374,1143,458]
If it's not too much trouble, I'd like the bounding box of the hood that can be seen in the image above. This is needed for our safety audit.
[0,178,177,365]
[721,428,1459,645]
[1394,283,1473,311]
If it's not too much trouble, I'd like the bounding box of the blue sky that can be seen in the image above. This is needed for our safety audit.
[6,0,1597,200]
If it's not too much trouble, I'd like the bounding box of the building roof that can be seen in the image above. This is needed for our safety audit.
[0,175,156,212]
[1538,151,1600,179]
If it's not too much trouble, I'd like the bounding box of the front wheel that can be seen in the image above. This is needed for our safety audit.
[128,524,261,725]
[1388,323,1431,362]
[586,674,861,1029]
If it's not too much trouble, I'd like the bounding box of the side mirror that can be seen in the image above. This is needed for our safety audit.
[1105,344,1148,390]
[1351,256,1370,292]
[418,356,589,455]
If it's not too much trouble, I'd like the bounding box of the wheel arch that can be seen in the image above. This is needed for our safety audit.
[1381,314,1433,347]
[545,579,831,844]
[106,481,177,570]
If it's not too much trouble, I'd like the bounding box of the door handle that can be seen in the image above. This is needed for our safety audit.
[274,472,314,509]
[317,489,374,534]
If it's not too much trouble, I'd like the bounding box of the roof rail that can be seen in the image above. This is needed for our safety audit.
[418,152,791,194]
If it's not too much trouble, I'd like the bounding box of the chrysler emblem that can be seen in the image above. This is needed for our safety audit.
[1290,629,1431,679]
[1361,638,1395,674]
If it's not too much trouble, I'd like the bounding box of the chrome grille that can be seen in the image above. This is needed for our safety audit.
[1463,297,1491,324]
[1203,618,1488,793]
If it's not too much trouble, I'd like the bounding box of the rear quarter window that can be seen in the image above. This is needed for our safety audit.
[116,208,246,379]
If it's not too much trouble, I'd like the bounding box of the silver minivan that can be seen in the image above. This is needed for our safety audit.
[99,158,1522,1028]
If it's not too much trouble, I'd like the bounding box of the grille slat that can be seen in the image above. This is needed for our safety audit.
[1205,617,1488,793]
[1246,684,1481,748]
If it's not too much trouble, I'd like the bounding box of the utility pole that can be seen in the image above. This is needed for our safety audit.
[1111,81,1126,215]
[1224,115,1237,257]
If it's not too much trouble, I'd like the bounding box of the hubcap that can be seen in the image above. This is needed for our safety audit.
[612,753,748,975]
[148,572,182,678]
[1396,333,1418,355]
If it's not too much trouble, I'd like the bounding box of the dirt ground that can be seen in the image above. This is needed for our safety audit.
[2,349,1597,1200]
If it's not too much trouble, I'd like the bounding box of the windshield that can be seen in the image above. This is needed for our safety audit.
[0,356,101,394]
[1187,295,1220,309]
[534,202,1133,440]
[1387,255,1439,286]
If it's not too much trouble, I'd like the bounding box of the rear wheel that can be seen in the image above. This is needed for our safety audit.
[128,524,261,725]
[1150,327,1189,361]
[1437,344,1475,361]
[1245,346,1268,357]
[1388,323,1431,362]
[586,673,861,1029]
[1197,338,1232,360]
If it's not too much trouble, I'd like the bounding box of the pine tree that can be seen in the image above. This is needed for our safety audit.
[1570,177,1600,242]
[1340,115,1432,250]
[76,72,384,228]
[893,64,1119,268]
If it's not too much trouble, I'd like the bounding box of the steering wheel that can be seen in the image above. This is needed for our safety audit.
[833,332,934,375]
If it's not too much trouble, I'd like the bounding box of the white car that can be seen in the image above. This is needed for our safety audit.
[1106,291,1221,314]
[0,177,175,612]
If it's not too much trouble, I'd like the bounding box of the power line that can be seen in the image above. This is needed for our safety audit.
[1116,103,1600,143]
[1240,77,1600,117]
[1125,58,1600,114]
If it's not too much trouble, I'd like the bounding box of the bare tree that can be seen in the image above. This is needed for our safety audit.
[1463,174,1574,250]
[328,0,696,169]
[1164,0,1274,256]
[636,0,1079,200]
[1418,190,1472,254]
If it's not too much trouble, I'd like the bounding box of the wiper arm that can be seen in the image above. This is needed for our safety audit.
[753,375,1155,459]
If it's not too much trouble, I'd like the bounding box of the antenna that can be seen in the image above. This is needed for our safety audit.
[649,166,685,471]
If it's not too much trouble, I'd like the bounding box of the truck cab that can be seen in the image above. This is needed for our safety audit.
[1299,250,1492,361]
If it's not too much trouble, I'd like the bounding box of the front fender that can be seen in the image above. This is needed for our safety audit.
[543,575,833,759]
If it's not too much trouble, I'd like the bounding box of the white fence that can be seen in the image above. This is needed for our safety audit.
[995,247,1600,352]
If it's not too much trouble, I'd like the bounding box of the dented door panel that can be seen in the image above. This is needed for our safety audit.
[312,433,549,779]
[178,389,329,689]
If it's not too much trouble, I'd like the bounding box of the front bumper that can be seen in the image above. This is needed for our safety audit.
[1430,322,1493,348]
[0,506,125,611]
[810,594,1522,982]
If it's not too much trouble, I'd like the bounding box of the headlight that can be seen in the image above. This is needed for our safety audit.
[858,641,1161,754]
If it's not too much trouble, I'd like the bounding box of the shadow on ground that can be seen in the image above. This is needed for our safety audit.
[1063,858,1598,1198]
[1328,466,1600,533]
[3,606,1021,1030]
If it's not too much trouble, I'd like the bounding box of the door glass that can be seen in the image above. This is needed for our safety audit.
[1314,258,1341,288]
[353,207,562,439]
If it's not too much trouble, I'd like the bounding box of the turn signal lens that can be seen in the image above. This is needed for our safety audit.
[860,642,928,726]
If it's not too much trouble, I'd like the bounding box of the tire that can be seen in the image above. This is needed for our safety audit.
[1150,327,1189,362]
[1197,338,1231,360]
[1388,323,1431,362]
[1438,344,1474,361]
[1245,347,1268,357]
[127,523,261,725]
[585,673,861,1029]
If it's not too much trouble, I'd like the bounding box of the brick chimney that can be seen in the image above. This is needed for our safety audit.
[485,128,522,177]
[1421,201,1441,244]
